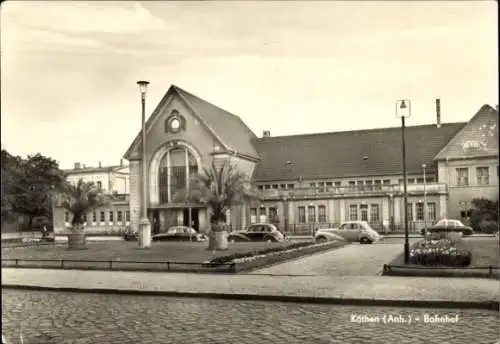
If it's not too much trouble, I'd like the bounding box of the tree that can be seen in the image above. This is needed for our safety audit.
[60,178,108,249]
[1,150,67,229]
[175,160,260,250]
[469,197,499,233]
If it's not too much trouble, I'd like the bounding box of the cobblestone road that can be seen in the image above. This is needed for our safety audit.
[2,289,498,344]
[252,242,412,276]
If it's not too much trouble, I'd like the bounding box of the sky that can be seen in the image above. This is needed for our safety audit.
[1,1,498,169]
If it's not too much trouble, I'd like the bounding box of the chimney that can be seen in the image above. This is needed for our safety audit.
[435,99,441,128]
[74,162,81,169]
[120,159,123,167]
[98,161,102,168]
[263,130,271,138]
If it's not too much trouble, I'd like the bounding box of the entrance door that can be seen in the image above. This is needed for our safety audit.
[183,208,199,231]
[150,210,160,234]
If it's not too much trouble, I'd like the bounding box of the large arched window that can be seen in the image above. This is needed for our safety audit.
[158,147,198,203]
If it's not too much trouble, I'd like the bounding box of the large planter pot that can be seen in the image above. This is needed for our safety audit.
[67,226,86,250]
[207,222,228,251]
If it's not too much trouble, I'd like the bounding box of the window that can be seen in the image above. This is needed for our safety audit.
[374,180,382,190]
[349,205,358,221]
[280,184,287,189]
[125,210,130,222]
[109,211,114,222]
[250,208,257,223]
[257,185,263,190]
[476,167,489,185]
[357,181,364,191]
[416,202,424,221]
[383,179,390,185]
[406,203,413,221]
[92,212,97,222]
[309,182,316,188]
[456,168,469,186]
[334,181,341,186]
[308,206,316,223]
[426,177,435,183]
[64,212,69,222]
[97,181,102,189]
[318,205,326,222]
[348,181,355,186]
[427,202,436,221]
[365,180,373,190]
[298,207,306,223]
[99,211,105,222]
[265,185,271,190]
[287,184,295,189]
[117,211,123,222]
[370,204,380,222]
[82,213,87,222]
[317,182,325,192]
[326,182,333,187]
[268,207,278,223]
[272,184,278,189]
[408,178,415,184]
[360,204,368,221]
[416,178,424,183]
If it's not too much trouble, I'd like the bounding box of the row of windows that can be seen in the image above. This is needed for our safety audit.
[347,204,380,222]
[64,210,130,223]
[297,205,327,223]
[456,166,497,186]
[405,202,437,221]
[257,177,436,191]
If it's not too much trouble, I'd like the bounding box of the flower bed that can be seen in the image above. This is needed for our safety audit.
[204,240,348,272]
[409,239,472,267]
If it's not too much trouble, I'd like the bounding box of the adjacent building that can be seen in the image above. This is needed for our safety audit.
[52,85,499,235]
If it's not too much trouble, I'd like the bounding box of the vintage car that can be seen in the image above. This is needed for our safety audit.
[152,226,208,242]
[315,221,382,244]
[227,223,285,243]
[420,219,474,236]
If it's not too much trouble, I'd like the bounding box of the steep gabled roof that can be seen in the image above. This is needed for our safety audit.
[252,122,466,182]
[433,104,498,161]
[123,85,259,160]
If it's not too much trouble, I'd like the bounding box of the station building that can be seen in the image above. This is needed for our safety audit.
[53,85,499,234]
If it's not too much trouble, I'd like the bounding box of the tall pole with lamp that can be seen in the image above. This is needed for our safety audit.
[137,81,152,248]
[396,99,411,264]
[422,163,427,237]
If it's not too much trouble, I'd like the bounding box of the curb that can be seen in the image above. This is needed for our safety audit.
[2,284,498,311]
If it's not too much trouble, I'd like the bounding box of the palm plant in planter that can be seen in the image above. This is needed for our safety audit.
[174,160,260,251]
[60,178,107,250]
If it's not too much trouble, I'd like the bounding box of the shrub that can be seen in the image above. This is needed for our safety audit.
[479,220,498,234]
[409,239,471,267]
[209,242,314,265]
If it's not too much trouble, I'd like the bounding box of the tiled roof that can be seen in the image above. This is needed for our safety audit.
[252,122,466,182]
[63,165,128,174]
[173,86,259,159]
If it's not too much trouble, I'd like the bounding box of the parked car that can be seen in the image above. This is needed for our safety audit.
[228,223,285,243]
[152,226,208,242]
[420,219,474,236]
[315,221,382,244]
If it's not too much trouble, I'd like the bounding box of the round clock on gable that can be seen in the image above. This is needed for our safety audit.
[170,118,181,132]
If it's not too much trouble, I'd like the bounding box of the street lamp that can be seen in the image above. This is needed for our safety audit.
[137,80,151,248]
[422,163,428,237]
[396,99,411,264]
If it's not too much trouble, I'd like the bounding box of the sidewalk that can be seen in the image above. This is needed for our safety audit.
[2,268,498,310]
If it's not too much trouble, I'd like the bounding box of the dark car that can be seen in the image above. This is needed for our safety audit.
[227,223,285,243]
[420,219,474,236]
[152,226,208,242]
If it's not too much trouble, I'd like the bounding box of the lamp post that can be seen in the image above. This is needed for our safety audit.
[396,99,411,264]
[137,80,151,248]
[422,163,427,237]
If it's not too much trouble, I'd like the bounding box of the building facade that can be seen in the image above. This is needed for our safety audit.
[52,85,499,234]
[53,161,131,235]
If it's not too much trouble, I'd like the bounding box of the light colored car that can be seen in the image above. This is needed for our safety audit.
[420,219,473,236]
[315,221,382,244]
